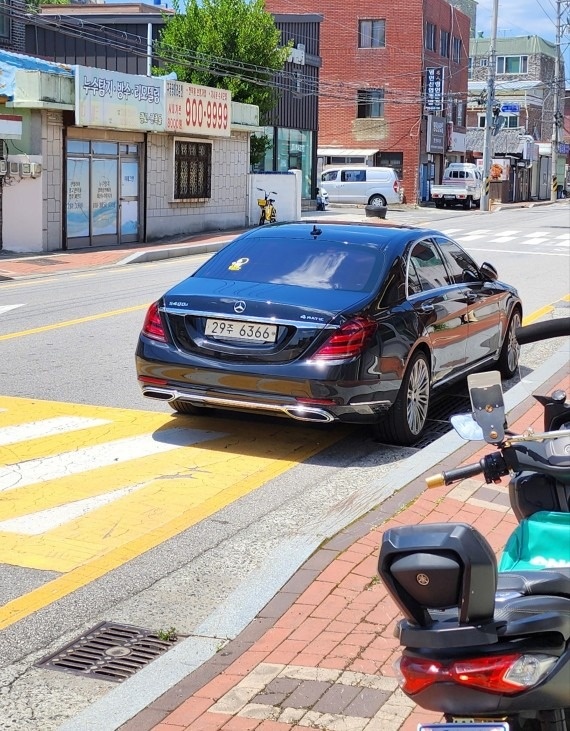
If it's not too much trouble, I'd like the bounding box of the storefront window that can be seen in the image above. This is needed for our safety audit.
[277,128,313,198]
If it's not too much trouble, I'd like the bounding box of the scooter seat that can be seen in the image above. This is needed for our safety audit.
[497,569,570,597]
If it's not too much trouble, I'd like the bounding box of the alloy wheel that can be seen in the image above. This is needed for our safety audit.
[406,357,430,435]
[507,311,521,373]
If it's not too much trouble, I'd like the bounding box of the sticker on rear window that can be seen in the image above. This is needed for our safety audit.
[229,257,249,271]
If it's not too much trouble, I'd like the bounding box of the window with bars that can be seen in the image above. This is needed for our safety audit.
[357,88,385,118]
[0,0,11,39]
[425,22,437,52]
[440,30,450,58]
[358,19,385,48]
[452,37,462,63]
[174,140,212,200]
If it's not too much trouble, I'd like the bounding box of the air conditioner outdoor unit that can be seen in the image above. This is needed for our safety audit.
[30,163,42,178]
[8,161,19,176]
[20,162,32,177]
[0,160,6,176]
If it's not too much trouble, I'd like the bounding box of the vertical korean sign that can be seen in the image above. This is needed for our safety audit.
[425,67,444,114]
[74,66,164,131]
[165,80,231,136]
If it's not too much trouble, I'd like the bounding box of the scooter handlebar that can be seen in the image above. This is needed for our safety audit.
[426,460,483,488]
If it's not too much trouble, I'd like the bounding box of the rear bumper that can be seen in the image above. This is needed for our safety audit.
[135,350,395,424]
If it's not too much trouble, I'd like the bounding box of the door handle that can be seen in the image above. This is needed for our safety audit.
[418,303,435,314]
[464,292,477,304]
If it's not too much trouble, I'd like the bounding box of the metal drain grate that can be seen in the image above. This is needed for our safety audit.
[27,257,71,266]
[35,622,178,682]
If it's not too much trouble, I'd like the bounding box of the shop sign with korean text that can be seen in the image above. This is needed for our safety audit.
[75,67,164,131]
[425,67,444,113]
[165,80,231,137]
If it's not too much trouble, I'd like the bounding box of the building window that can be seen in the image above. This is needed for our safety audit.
[174,140,211,200]
[359,19,385,48]
[478,113,519,128]
[0,0,11,39]
[452,37,462,63]
[377,151,403,180]
[425,22,437,52]
[496,55,528,74]
[357,89,385,118]
[440,30,450,58]
[468,57,473,78]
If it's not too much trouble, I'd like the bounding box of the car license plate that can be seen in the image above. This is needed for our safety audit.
[444,194,455,199]
[205,318,277,343]
[418,724,509,731]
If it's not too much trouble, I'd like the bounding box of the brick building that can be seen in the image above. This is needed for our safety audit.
[0,0,26,54]
[265,0,472,203]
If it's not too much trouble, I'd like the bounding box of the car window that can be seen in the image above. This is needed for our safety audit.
[408,240,449,292]
[322,170,338,182]
[341,169,366,182]
[434,237,480,285]
[195,237,385,293]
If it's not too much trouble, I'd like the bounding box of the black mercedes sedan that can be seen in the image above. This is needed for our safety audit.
[136,222,522,446]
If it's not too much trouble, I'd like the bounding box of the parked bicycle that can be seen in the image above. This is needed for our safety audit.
[257,188,277,225]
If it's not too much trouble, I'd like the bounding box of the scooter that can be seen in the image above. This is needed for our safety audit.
[378,317,570,731]
[257,188,277,225]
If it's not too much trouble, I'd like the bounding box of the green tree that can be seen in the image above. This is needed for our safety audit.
[26,0,69,11]
[156,0,290,121]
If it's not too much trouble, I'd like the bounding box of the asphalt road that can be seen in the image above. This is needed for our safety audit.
[0,203,568,730]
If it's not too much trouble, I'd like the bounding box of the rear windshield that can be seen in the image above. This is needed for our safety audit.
[195,236,385,293]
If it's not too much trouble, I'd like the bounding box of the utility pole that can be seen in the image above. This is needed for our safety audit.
[480,0,499,212]
[550,0,562,202]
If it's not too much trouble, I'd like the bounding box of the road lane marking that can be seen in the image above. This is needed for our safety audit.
[0,303,149,341]
[0,395,346,629]
[0,304,24,315]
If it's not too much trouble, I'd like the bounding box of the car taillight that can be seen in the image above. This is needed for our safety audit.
[313,317,377,360]
[393,179,399,194]
[397,653,557,695]
[142,301,167,342]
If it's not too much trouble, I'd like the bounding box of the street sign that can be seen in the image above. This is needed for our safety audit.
[501,103,520,113]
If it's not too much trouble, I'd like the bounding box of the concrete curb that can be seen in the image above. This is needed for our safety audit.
[58,342,570,731]
[117,238,235,266]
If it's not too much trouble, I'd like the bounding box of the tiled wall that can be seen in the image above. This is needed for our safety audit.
[42,111,63,251]
[145,132,250,240]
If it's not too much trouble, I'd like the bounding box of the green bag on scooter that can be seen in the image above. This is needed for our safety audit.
[499,510,570,571]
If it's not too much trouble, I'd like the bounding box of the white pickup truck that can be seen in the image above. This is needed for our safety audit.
[430,163,483,210]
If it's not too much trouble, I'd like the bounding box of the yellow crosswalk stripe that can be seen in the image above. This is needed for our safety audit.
[0,395,346,630]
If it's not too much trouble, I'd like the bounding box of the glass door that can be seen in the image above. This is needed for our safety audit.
[120,159,139,243]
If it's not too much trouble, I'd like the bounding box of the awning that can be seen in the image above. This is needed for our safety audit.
[318,147,379,157]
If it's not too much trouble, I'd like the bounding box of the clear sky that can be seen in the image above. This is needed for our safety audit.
[475,0,570,83]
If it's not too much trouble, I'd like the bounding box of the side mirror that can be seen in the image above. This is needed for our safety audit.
[467,370,506,444]
[479,262,498,281]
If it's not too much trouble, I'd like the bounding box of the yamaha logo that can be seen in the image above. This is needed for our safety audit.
[416,573,430,586]
[234,301,246,314]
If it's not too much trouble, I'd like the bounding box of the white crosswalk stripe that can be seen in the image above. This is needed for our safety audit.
[0,416,111,446]
[442,227,569,254]
[0,426,225,492]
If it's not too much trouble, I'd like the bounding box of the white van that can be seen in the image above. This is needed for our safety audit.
[320,167,402,206]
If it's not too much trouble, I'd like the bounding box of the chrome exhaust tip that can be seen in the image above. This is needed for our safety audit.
[283,406,335,423]
[142,387,176,401]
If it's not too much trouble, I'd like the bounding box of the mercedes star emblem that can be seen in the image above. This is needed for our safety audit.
[234,301,246,314]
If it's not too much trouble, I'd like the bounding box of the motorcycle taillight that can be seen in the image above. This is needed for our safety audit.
[397,653,557,695]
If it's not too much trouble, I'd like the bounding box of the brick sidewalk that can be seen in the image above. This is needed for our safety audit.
[118,369,569,731]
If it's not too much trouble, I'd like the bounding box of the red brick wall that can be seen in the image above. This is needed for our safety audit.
[267,0,470,202]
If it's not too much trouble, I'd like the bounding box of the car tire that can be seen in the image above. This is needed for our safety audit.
[373,350,431,446]
[463,197,473,210]
[435,201,444,209]
[170,399,205,415]
[368,194,387,207]
[497,308,522,379]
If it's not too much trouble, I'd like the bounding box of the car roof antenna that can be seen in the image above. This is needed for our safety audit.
[311,225,322,237]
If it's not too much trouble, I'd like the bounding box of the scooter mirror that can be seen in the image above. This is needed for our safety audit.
[467,371,506,444]
[450,413,485,441]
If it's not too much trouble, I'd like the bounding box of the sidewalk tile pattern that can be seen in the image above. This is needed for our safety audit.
[116,373,570,731]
